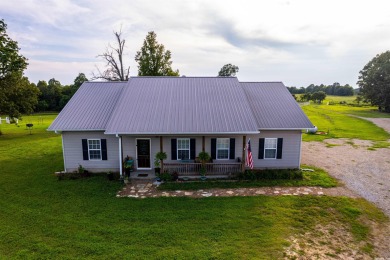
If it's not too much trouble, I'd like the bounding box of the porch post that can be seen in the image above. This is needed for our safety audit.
[241,135,246,172]
[202,136,205,152]
[160,136,163,172]
[118,135,123,179]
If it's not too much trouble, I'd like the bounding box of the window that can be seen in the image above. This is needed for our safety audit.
[88,139,102,160]
[264,138,277,159]
[177,138,190,160]
[217,138,229,159]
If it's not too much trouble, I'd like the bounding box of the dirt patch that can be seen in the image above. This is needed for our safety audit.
[361,117,390,133]
[302,117,390,257]
[284,221,383,259]
[302,139,390,218]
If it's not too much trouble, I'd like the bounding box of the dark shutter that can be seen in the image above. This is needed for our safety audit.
[82,139,89,160]
[211,138,216,159]
[171,139,177,160]
[277,138,283,159]
[258,138,265,159]
[190,138,196,160]
[101,139,107,160]
[229,138,235,159]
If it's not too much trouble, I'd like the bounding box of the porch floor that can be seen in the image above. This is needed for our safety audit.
[125,170,231,181]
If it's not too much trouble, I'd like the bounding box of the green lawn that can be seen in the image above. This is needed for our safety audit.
[302,103,390,141]
[0,114,388,258]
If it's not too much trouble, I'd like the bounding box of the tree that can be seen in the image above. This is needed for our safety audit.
[218,64,239,76]
[0,19,39,118]
[300,93,312,102]
[93,30,130,81]
[311,91,326,103]
[59,73,88,109]
[135,31,179,76]
[357,51,390,112]
[72,73,88,90]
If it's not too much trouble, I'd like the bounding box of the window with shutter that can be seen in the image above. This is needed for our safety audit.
[177,138,190,160]
[88,139,102,160]
[264,138,277,159]
[216,138,229,159]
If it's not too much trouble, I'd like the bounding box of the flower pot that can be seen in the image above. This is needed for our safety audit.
[107,173,114,181]
[200,176,207,181]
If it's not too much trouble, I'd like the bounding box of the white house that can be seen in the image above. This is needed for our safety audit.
[48,77,313,177]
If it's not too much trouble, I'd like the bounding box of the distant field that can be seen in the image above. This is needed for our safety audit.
[295,94,358,104]
[301,98,390,141]
[0,114,388,258]
[324,95,357,103]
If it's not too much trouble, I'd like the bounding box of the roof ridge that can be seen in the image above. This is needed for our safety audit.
[132,76,237,79]
[240,81,283,83]
[86,81,128,83]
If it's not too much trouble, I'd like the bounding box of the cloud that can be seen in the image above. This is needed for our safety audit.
[1,0,390,87]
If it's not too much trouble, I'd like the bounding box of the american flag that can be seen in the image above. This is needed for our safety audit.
[246,138,254,169]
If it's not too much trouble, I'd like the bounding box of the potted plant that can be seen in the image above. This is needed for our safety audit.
[124,156,133,179]
[154,151,167,174]
[154,158,161,174]
[198,151,210,181]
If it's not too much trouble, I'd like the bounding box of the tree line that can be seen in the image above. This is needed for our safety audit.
[287,82,354,96]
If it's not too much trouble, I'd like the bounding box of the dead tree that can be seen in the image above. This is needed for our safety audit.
[93,30,130,81]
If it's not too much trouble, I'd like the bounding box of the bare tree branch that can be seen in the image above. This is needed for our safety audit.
[92,30,130,81]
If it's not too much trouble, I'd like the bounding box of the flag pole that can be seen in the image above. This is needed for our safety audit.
[241,135,246,172]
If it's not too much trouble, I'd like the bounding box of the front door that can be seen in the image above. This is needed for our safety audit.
[136,139,151,169]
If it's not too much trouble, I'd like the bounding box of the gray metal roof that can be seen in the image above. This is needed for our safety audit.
[240,82,314,129]
[48,81,126,131]
[105,77,260,134]
[49,77,313,133]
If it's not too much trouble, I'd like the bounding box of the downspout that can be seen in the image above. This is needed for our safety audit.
[160,136,163,173]
[241,135,246,172]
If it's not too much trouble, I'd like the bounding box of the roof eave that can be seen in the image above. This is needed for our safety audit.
[47,129,106,132]
[258,127,314,130]
[104,131,261,135]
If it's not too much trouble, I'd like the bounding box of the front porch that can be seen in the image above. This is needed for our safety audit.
[118,135,249,179]
[163,162,242,176]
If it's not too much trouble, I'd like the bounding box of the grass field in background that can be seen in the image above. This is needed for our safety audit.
[0,114,388,258]
[301,102,390,142]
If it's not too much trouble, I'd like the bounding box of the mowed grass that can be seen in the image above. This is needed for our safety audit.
[302,103,390,141]
[0,114,388,258]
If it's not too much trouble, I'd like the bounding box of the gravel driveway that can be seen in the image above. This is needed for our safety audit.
[302,118,390,217]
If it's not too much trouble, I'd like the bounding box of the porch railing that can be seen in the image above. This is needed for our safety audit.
[163,162,242,176]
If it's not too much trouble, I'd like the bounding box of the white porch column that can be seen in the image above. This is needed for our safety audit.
[118,135,123,178]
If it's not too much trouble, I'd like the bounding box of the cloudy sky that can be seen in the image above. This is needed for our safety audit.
[1,0,389,87]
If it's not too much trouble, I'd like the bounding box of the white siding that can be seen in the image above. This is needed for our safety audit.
[62,132,119,172]
[249,130,302,169]
[121,136,160,170]
[62,130,303,172]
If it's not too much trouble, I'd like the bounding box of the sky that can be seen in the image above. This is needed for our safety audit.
[1,0,390,87]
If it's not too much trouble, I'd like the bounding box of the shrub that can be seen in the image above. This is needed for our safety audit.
[238,169,303,180]
[158,171,173,181]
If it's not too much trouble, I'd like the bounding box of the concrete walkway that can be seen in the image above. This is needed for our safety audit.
[116,180,358,199]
